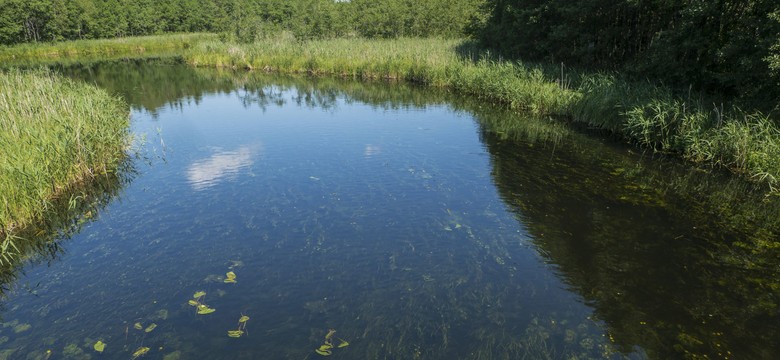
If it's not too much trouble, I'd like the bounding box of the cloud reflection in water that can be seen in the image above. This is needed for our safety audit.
[186,145,260,190]
[364,144,381,157]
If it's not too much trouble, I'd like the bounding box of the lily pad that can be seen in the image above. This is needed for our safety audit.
[197,305,215,315]
[193,291,206,298]
[144,323,157,333]
[93,340,106,353]
[227,330,244,338]
[223,271,237,283]
[187,300,199,306]
[238,315,250,323]
[315,348,332,356]
[132,346,150,359]
[337,339,349,348]
[133,322,143,330]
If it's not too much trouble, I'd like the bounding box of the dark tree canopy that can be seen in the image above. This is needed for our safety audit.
[469,0,780,107]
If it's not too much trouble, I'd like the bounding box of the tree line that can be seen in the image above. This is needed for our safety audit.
[469,0,780,108]
[0,0,483,45]
[3,0,778,109]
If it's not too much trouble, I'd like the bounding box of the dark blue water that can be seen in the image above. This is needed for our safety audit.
[1,62,778,360]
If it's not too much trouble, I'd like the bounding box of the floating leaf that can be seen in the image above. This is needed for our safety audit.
[315,348,332,356]
[193,291,206,298]
[133,322,143,330]
[238,315,250,323]
[188,300,199,306]
[131,346,150,359]
[318,344,333,351]
[197,305,216,315]
[93,341,106,353]
[144,323,157,333]
[224,271,237,283]
[325,329,336,340]
[227,330,244,338]
[337,338,349,348]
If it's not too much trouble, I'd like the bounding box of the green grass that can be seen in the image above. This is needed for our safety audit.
[0,69,130,262]
[184,34,780,193]
[185,35,579,115]
[0,33,215,67]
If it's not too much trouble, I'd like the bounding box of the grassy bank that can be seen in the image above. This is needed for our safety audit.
[3,34,776,191]
[0,34,215,68]
[184,35,780,193]
[0,70,130,262]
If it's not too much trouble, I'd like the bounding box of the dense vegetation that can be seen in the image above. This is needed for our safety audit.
[0,33,211,68]
[471,0,780,110]
[0,0,482,44]
[0,69,129,262]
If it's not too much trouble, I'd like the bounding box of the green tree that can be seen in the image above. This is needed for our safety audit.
[472,0,780,109]
[0,0,26,44]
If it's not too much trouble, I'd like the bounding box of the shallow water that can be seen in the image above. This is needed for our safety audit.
[1,61,778,360]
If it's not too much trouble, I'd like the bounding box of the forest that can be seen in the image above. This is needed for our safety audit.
[0,0,482,43]
[472,0,780,109]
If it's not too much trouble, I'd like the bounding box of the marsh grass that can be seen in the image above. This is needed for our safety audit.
[185,35,580,117]
[0,34,214,68]
[0,69,130,260]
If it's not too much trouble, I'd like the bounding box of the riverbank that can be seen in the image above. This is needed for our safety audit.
[0,70,130,262]
[0,34,214,68]
[184,35,780,194]
[4,34,777,192]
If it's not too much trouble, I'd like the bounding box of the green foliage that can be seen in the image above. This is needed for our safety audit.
[0,69,130,244]
[0,0,484,46]
[0,33,213,68]
[767,10,780,89]
[471,0,780,110]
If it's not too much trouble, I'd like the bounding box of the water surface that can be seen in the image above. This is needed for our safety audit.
[0,61,778,359]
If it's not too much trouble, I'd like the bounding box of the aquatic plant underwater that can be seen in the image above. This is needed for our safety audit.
[0,61,777,360]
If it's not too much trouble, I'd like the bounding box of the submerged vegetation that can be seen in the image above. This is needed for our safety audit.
[0,69,130,261]
[0,59,776,359]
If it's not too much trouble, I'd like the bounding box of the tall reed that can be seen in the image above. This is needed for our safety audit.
[0,69,130,261]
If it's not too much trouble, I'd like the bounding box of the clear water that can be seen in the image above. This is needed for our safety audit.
[1,61,778,360]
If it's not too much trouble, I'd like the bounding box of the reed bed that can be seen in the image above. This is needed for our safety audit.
[185,35,780,193]
[186,36,579,116]
[0,69,130,261]
[0,33,214,67]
